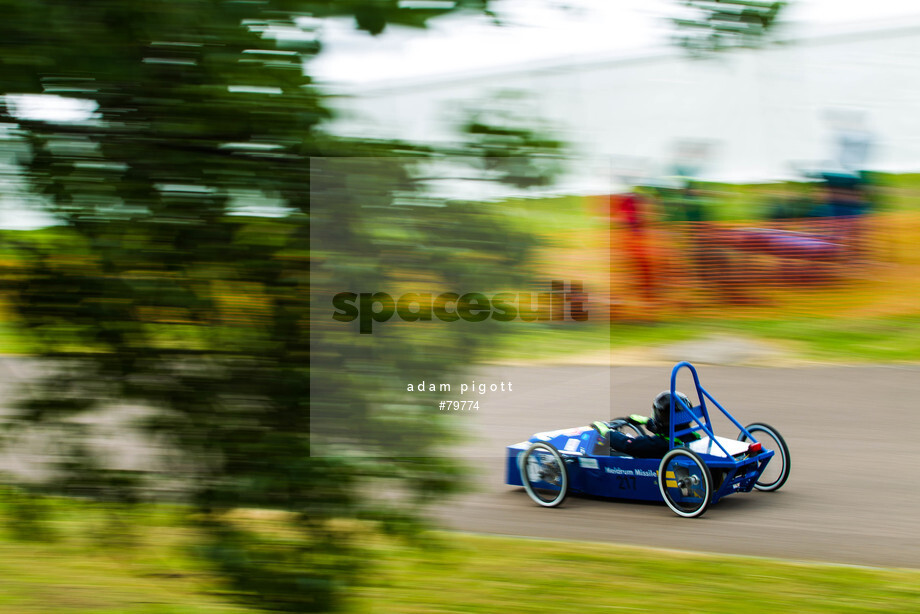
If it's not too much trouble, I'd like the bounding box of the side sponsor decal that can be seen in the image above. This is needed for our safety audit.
[603,467,657,477]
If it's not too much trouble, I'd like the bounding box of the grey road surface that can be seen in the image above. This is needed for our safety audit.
[435,365,920,569]
[1,358,916,568]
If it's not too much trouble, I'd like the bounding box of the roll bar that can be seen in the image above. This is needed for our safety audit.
[668,361,756,455]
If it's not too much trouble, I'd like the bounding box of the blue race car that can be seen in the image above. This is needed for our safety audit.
[505,362,790,518]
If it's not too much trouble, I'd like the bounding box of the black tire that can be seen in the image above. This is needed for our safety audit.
[738,422,790,492]
[610,417,646,437]
[519,442,569,507]
[658,448,712,518]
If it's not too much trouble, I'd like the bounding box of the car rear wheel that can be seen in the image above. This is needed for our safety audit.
[658,448,712,518]
[519,442,569,507]
[738,422,790,492]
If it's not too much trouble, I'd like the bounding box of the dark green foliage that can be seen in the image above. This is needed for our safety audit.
[3,486,60,542]
[461,94,567,188]
[673,0,787,54]
[0,0,754,609]
[0,1,552,611]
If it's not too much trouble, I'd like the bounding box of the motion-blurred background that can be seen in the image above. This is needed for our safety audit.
[1,1,919,612]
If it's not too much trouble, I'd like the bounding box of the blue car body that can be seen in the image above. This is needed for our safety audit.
[506,362,788,516]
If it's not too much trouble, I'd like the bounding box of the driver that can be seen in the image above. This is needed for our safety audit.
[594,391,700,459]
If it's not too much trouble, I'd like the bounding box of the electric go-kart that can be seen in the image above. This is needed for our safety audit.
[505,362,790,517]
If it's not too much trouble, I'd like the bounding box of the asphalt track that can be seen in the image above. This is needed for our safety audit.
[1,358,916,568]
[435,365,920,569]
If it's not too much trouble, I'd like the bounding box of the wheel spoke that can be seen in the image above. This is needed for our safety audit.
[658,448,712,518]
[520,442,569,507]
[738,423,790,492]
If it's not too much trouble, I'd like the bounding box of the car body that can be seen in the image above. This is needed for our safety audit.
[505,361,790,517]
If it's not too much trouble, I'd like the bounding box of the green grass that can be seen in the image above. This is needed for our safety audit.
[0,498,258,614]
[10,313,920,365]
[3,177,920,365]
[717,315,920,362]
[0,496,918,614]
[483,314,920,365]
[0,542,256,614]
[481,180,920,364]
[487,321,703,363]
[495,194,598,236]
[352,533,920,614]
[676,172,920,218]
[872,172,920,212]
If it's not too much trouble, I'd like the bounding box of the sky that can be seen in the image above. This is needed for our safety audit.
[4,0,920,228]
[309,0,920,86]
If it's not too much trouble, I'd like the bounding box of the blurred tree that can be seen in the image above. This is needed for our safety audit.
[0,1,555,612]
[0,0,774,609]
[460,90,567,188]
[672,0,787,54]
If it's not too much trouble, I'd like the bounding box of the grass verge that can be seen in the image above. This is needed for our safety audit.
[485,315,920,365]
[0,496,917,613]
[352,532,920,614]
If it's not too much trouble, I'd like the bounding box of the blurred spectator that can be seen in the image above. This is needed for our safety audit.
[610,191,656,304]
[822,172,872,259]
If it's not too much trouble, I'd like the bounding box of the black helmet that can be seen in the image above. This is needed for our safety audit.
[652,390,692,433]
